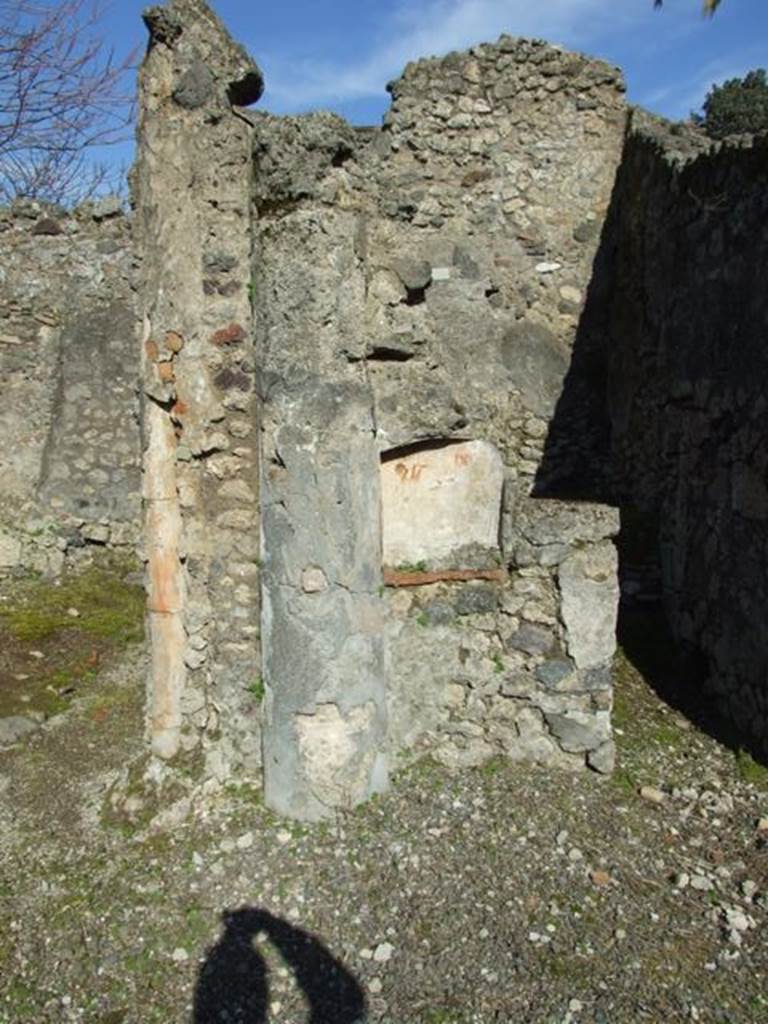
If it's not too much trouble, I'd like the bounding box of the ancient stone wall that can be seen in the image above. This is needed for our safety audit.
[599,113,768,753]
[0,200,139,576]
[15,0,767,819]
[251,36,626,816]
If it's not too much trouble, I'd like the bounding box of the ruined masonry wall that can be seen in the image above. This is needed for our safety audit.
[21,0,768,816]
[252,35,626,815]
[0,202,139,576]
[603,116,768,753]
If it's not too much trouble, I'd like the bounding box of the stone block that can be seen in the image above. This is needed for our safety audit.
[0,716,39,748]
[173,59,215,109]
[0,530,22,569]
[91,195,123,221]
[535,659,575,689]
[294,702,379,812]
[587,740,616,774]
[558,542,619,669]
[506,622,553,656]
[454,585,499,616]
[392,257,432,291]
[501,320,568,418]
[545,709,610,753]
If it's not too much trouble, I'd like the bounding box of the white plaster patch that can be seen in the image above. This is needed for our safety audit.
[380,440,503,566]
[296,702,376,809]
[431,266,452,281]
[558,542,619,669]
[301,566,328,593]
[0,529,21,568]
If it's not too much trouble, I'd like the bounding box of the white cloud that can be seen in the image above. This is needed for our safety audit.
[260,0,640,110]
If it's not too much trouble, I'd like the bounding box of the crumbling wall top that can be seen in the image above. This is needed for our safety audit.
[627,105,767,173]
[142,0,263,109]
[386,34,625,104]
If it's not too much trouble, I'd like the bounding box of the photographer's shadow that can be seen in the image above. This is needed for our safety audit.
[193,906,367,1024]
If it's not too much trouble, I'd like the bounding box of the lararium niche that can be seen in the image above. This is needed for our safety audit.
[381,440,505,577]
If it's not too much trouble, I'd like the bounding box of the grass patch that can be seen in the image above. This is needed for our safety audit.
[224,781,266,808]
[396,561,428,574]
[0,563,144,721]
[421,1010,466,1024]
[395,754,447,794]
[735,748,768,789]
[612,637,691,754]
[612,766,637,796]
[247,676,265,702]
[0,566,144,645]
[478,754,506,779]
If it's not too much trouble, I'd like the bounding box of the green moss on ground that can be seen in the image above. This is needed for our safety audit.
[0,560,144,721]
[734,748,768,789]
[0,564,143,645]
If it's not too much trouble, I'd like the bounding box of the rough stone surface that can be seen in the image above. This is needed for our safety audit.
[0,201,139,578]
[173,58,215,109]
[258,273,388,817]
[91,195,123,220]
[29,7,760,815]
[545,710,610,753]
[0,530,22,569]
[135,0,263,772]
[248,34,625,799]
[559,543,620,670]
[295,702,379,811]
[0,716,39,748]
[9,0,763,812]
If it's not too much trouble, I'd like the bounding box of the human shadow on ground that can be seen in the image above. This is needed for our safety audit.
[193,906,367,1024]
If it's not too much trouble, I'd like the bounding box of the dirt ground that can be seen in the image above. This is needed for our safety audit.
[0,580,766,1024]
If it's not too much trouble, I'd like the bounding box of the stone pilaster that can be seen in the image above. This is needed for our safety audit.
[134,0,263,772]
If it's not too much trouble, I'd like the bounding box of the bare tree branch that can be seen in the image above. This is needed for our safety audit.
[0,0,136,205]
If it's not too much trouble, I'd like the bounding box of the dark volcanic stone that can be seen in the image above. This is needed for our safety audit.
[174,59,215,110]
[454,586,499,616]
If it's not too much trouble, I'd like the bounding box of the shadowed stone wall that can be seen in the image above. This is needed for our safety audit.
[597,113,768,755]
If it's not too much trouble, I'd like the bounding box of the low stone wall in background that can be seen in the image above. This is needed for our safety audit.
[0,197,140,578]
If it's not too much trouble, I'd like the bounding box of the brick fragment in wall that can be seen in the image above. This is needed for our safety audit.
[210,322,247,346]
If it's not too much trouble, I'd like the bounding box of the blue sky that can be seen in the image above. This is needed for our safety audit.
[102,0,765,127]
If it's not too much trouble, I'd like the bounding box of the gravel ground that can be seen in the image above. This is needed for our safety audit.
[1,621,767,1024]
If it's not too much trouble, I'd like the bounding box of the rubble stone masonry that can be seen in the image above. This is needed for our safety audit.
[1,0,765,817]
